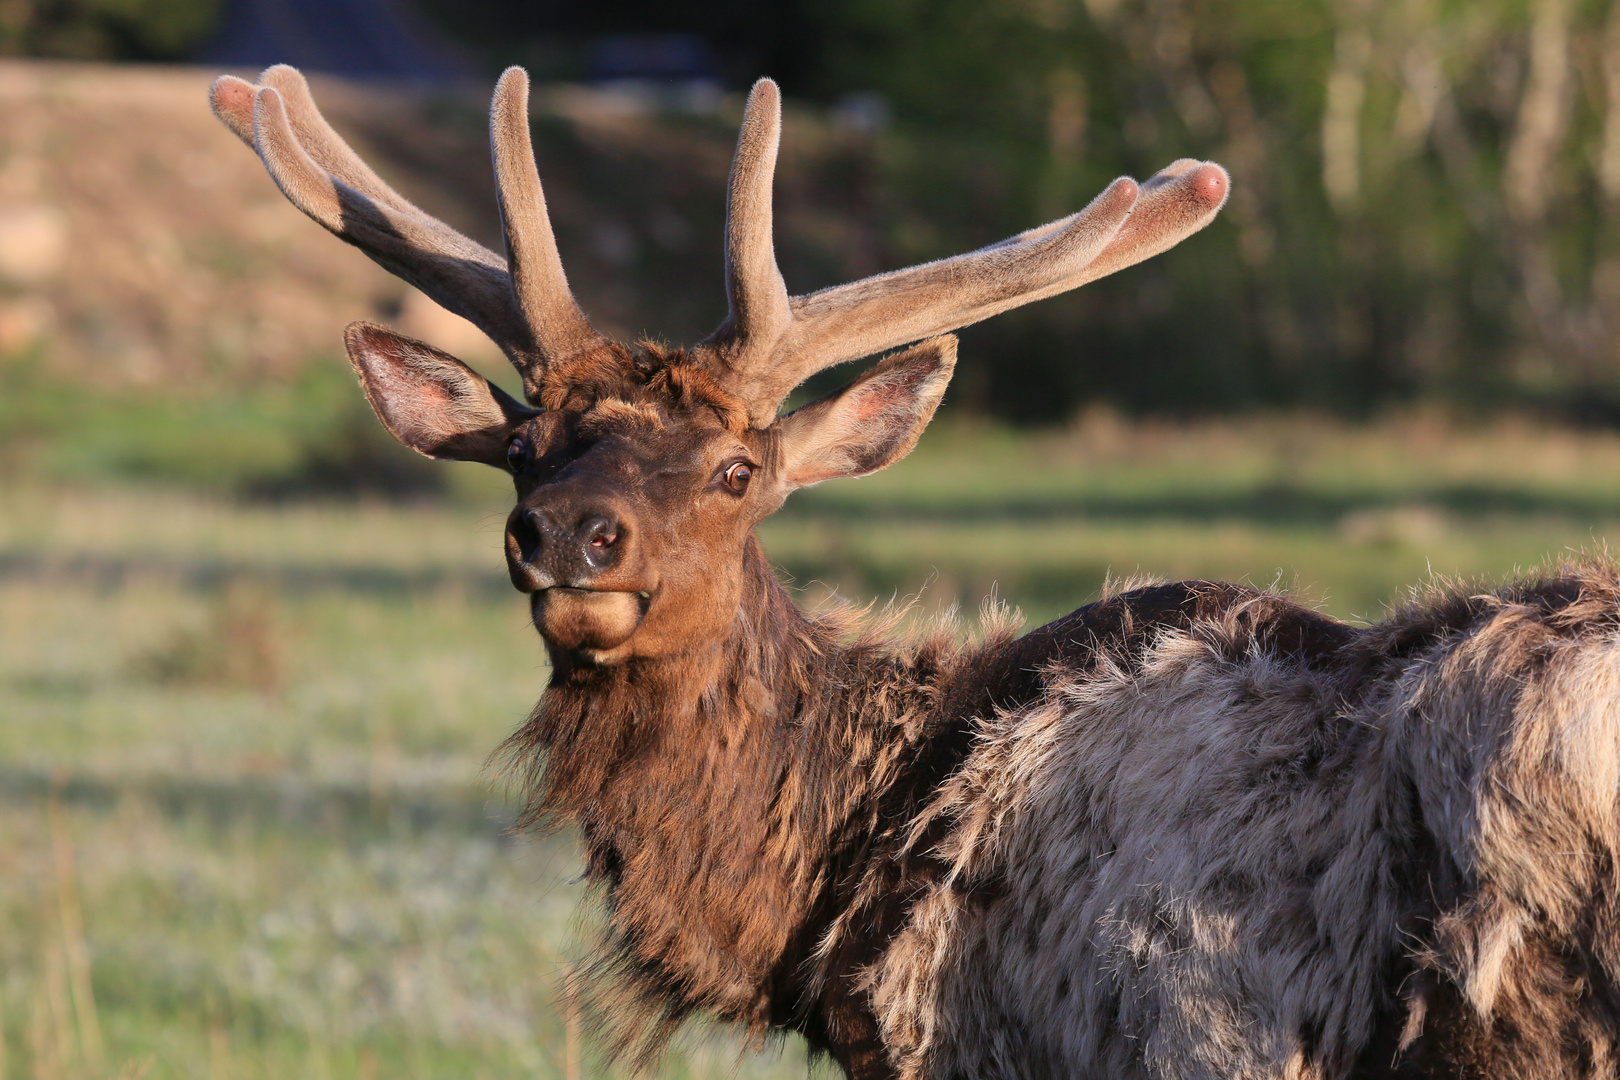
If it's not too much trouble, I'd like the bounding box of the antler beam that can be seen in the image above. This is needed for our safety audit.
[699,79,1230,427]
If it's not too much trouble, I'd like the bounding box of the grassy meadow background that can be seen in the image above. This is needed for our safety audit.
[6,28,1620,1080]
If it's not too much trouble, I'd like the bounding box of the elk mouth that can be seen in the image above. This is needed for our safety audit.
[531,587,649,653]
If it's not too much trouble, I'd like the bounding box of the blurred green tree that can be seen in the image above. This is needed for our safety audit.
[796,0,1581,420]
[0,0,220,61]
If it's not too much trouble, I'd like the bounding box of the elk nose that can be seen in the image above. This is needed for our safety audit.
[511,507,626,578]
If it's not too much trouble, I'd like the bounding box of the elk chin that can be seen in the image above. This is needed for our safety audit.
[532,588,645,655]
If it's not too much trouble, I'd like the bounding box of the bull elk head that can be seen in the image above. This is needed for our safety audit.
[209,68,1227,665]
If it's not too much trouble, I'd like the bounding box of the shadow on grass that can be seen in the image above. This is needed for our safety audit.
[0,764,516,839]
[0,551,516,599]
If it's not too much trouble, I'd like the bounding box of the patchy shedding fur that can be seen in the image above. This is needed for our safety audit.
[868,564,1620,1079]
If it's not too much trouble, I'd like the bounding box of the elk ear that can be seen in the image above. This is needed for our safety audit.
[343,321,537,466]
[772,336,956,488]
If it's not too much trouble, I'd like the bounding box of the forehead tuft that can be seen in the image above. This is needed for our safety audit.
[538,341,750,431]
[578,397,666,437]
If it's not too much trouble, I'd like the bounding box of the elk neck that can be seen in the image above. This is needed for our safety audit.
[500,531,1025,1057]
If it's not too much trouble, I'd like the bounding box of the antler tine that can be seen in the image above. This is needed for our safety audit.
[210,74,257,145]
[1050,160,1229,291]
[490,67,608,390]
[259,66,428,215]
[709,79,792,367]
[212,68,425,221]
[249,85,540,371]
[705,174,1139,424]
[211,70,576,398]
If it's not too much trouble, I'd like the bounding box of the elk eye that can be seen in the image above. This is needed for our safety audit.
[722,461,753,494]
[506,435,528,472]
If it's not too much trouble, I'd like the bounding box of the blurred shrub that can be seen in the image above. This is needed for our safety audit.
[0,349,445,498]
[131,577,284,695]
[0,0,221,61]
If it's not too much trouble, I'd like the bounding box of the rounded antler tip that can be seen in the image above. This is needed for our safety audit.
[252,84,284,115]
[209,74,252,108]
[1072,175,1137,224]
[749,77,781,102]
[491,67,533,143]
[1185,162,1230,208]
[493,67,532,122]
[209,75,257,143]
[250,86,295,154]
[1108,175,1140,201]
[258,63,302,84]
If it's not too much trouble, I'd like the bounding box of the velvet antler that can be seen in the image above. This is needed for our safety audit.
[213,68,1227,425]
[696,79,1231,426]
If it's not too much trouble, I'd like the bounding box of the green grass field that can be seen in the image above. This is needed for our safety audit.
[6,409,1620,1078]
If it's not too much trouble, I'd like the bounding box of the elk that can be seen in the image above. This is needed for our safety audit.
[210,66,1620,1079]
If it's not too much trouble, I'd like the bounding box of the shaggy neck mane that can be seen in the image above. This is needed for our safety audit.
[500,535,1013,1065]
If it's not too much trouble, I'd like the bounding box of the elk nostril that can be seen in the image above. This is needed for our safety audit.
[580,516,617,545]
[513,507,546,562]
[578,516,622,564]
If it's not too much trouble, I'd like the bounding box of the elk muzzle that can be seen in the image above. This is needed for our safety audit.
[506,502,649,653]
[529,588,646,653]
